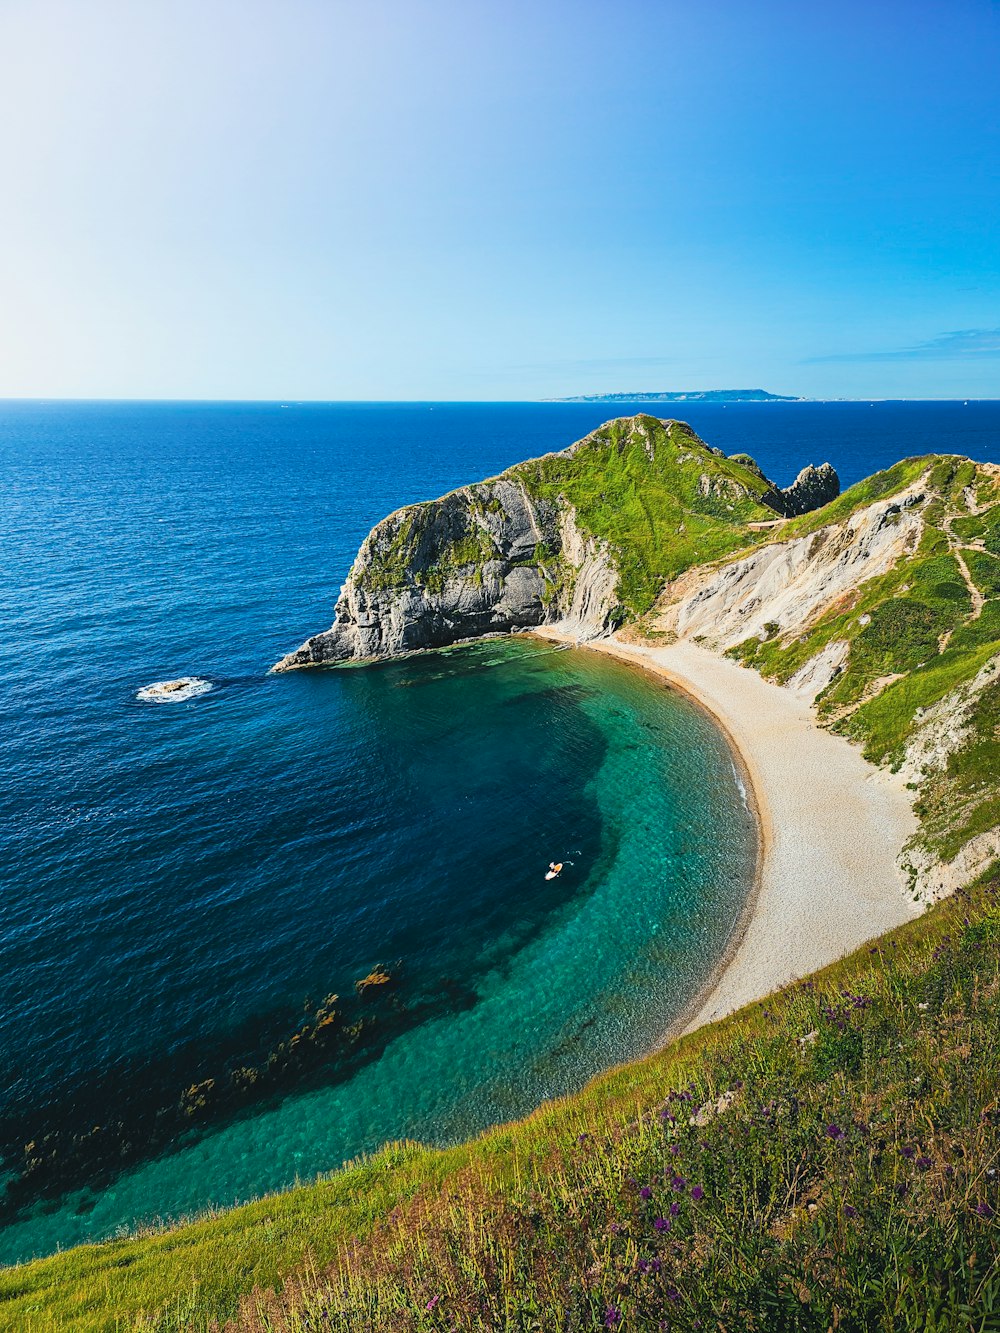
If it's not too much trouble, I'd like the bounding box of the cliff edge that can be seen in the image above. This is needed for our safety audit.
[273,415,838,668]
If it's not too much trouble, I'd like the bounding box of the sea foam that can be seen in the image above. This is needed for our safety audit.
[136,677,212,703]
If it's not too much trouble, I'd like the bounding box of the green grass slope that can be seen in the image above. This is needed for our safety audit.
[333,416,790,624]
[732,456,1000,869]
[5,869,997,1332]
[515,416,788,616]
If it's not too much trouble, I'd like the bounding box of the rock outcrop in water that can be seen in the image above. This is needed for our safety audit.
[776,462,840,516]
[273,415,839,669]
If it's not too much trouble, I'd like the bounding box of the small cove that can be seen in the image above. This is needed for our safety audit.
[0,637,755,1262]
[5,398,995,1263]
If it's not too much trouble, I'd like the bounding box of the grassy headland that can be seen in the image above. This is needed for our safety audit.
[515,417,787,616]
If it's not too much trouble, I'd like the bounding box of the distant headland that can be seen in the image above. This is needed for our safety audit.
[545,388,801,403]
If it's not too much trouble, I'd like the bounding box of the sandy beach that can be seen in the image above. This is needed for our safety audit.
[533,629,920,1034]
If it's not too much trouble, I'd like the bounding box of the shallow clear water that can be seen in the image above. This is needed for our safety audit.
[1,399,997,1263]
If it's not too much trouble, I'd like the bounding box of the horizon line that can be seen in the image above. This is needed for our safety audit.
[0,395,998,406]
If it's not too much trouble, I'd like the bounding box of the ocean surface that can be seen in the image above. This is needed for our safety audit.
[2,399,999,1265]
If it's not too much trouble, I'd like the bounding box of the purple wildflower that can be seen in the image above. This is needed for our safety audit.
[916,1156,932,1171]
[604,1306,622,1327]
[667,1286,681,1304]
[844,1205,858,1218]
[669,1202,681,1216]
[671,1175,687,1191]
[975,1202,994,1219]
[669,1144,680,1156]
[640,1186,652,1200]
[901,1145,916,1160]
[826,1124,844,1141]
[691,1185,704,1201]
[654,1216,671,1232]
[425,1295,440,1311]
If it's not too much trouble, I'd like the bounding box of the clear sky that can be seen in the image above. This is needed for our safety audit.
[0,0,997,400]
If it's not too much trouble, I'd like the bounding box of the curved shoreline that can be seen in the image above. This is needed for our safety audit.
[532,628,920,1037]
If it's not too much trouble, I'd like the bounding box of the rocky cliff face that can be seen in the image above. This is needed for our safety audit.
[273,415,839,670]
[273,475,620,668]
[655,480,928,675]
[776,462,840,517]
[642,454,1000,905]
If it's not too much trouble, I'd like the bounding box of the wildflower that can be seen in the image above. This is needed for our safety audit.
[654,1216,671,1232]
[604,1305,622,1327]
[844,1205,858,1218]
[900,1145,916,1160]
[669,1202,681,1216]
[669,1144,680,1156]
[425,1295,440,1311]
[671,1175,687,1190]
[578,1132,590,1144]
[826,1124,844,1140]
[666,1286,682,1303]
[916,1156,932,1171]
[975,1202,994,1219]
[691,1185,704,1201]
[640,1185,652,1200]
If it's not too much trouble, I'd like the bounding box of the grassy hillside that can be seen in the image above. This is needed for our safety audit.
[335,415,790,626]
[4,867,997,1332]
[515,416,786,616]
[732,456,1000,868]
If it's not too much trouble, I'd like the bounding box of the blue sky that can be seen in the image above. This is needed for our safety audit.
[0,0,997,400]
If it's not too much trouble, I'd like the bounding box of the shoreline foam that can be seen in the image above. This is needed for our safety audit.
[532,628,920,1035]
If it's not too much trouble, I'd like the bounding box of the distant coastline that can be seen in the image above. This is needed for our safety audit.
[544,388,801,403]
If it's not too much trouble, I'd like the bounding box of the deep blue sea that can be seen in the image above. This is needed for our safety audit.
[2,399,999,1265]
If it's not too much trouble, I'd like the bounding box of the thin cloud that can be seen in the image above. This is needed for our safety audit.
[804,328,1000,364]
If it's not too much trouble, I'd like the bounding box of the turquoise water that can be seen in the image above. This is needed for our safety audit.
[0,636,754,1262]
[4,399,996,1264]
